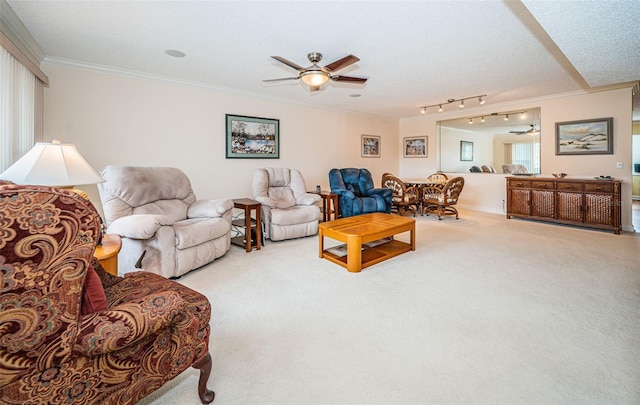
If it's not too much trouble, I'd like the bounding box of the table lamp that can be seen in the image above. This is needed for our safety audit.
[0,139,105,199]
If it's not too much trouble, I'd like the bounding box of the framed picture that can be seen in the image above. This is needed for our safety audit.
[555,117,613,155]
[460,141,473,161]
[361,135,381,158]
[225,114,279,158]
[403,136,427,158]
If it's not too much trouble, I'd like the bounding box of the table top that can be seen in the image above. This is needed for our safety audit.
[94,234,122,260]
[319,213,414,237]
[233,198,260,207]
[309,190,338,196]
[402,178,447,185]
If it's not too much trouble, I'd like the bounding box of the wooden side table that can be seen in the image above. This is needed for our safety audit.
[231,198,262,252]
[94,234,122,275]
[310,190,339,222]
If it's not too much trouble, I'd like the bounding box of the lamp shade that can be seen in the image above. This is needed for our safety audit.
[300,71,329,87]
[0,140,105,187]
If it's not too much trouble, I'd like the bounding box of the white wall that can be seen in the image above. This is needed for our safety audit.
[41,63,635,231]
[400,87,635,230]
[42,63,399,212]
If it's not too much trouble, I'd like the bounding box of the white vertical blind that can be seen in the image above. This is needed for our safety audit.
[1,45,44,172]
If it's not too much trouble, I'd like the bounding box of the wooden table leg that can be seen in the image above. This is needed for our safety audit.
[346,235,362,273]
[318,229,324,258]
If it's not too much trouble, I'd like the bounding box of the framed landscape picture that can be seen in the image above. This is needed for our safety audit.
[403,136,427,158]
[556,117,613,155]
[362,135,381,158]
[460,141,473,161]
[226,114,279,158]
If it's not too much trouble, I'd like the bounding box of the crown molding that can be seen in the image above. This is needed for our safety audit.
[0,0,45,66]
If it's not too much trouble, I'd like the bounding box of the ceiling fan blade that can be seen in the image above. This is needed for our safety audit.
[324,54,360,72]
[262,77,300,82]
[271,56,305,71]
[331,75,368,83]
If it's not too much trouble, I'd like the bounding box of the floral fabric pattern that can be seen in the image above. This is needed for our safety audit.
[0,183,212,404]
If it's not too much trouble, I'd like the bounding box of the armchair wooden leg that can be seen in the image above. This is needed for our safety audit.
[193,352,215,404]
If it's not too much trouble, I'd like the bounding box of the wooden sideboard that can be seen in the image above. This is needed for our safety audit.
[506,177,621,234]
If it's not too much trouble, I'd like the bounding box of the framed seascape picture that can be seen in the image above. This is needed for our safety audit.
[460,141,473,161]
[403,136,427,158]
[226,114,280,158]
[362,135,381,158]
[556,117,613,155]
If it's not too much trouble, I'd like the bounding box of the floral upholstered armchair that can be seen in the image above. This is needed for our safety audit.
[0,182,215,404]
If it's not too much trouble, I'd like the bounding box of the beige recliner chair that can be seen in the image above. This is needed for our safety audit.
[252,167,321,241]
[98,166,233,278]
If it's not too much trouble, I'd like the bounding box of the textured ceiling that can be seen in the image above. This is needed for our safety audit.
[6,0,640,120]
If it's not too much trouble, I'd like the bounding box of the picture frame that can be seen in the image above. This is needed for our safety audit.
[403,136,427,158]
[555,117,613,155]
[226,114,279,159]
[460,141,473,161]
[361,134,381,158]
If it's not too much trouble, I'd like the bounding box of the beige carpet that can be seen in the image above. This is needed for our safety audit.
[139,209,640,405]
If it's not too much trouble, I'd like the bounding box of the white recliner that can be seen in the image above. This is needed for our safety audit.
[252,168,321,241]
[98,166,233,278]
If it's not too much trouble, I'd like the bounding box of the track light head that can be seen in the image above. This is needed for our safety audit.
[479,97,485,105]
[438,105,443,112]
[420,107,427,114]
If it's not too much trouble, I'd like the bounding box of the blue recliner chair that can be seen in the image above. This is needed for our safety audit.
[329,168,393,218]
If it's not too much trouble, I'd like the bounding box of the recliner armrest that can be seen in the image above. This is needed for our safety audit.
[108,214,174,239]
[367,187,393,198]
[188,198,233,218]
[296,193,321,206]
[75,290,187,357]
[331,189,356,200]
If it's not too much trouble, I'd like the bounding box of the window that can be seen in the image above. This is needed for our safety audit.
[1,45,45,171]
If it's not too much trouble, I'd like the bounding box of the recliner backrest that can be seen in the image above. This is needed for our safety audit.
[332,168,374,196]
[99,166,196,225]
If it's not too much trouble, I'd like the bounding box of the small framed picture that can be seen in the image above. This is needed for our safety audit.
[556,117,613,155]
[361,135,381,158]
[226,114,280,159]
[403,136,427,158]
[460,141,473,161]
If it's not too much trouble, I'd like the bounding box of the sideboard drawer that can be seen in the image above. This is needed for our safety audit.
[531,180,554,190]
[508,179,531,188]
[557,182,583,192]
[585,182,613,193]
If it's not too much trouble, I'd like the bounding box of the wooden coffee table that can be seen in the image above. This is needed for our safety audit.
[318,213,415,273]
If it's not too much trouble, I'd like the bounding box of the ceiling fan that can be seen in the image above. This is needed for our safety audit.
[263,52,368,91]
[510,124,539,135]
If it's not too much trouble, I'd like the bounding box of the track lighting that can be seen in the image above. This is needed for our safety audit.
[465,110,527,123]
[418,94,486,114]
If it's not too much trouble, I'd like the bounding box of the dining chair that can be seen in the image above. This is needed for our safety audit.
[427,172,449,182]
[422,176,465,219]
[382,174,420,216]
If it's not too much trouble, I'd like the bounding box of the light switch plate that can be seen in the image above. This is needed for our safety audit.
[616,162,623,169]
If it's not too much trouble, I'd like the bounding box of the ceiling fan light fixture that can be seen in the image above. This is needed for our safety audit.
[301,71,329,87]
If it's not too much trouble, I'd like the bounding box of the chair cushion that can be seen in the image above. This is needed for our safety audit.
[81,265,108,315]
[267,187,296,209]
[269,205,319,225]
[174,218,231,249]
